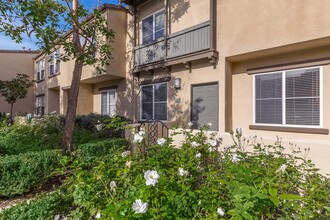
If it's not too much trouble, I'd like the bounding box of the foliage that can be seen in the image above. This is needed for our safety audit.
[76,138,129,164]
[0,74,34,120]
[0,192,72,220]
[0,150,61,197]
[0,112,9,127]
[0,114,128,156]
[2,126,330,219]
[0,115,63,155]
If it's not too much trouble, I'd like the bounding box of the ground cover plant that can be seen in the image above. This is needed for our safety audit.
[1,124,329,219]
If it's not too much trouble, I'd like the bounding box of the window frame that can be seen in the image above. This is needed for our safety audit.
[140,82,168,121]
[100,89,116,115]
[35,95,45,116]
[49,49,60,76]
[36,59,45,81]
[253,66,323,129]
[140,8,165,45]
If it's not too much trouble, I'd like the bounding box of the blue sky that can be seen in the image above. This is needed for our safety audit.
[0,0,119,50]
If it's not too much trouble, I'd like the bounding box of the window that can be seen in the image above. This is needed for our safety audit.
[254,67,321,127]
[101,90,116,115]
[141,10,165,45]
[141,82,167,120]
[36,59,45,81]
[49,49,60,76]
[36,95,45,116]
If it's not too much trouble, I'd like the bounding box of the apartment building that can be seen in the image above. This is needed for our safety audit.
[34,1,330,173]
[0,49,38,114]
[34,4,128,116]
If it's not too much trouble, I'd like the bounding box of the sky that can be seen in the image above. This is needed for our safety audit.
[0,0,119,50]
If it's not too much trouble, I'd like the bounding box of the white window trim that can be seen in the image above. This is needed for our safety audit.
[253,66,323,129]
[101,89,116,115]
[140,8,165,45]
[140,82,168,121]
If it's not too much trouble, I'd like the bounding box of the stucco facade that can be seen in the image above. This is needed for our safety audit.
[0,50,38,114]
[32,1,330,173]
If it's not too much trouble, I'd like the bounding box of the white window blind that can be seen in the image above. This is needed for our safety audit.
[254,67,321,127]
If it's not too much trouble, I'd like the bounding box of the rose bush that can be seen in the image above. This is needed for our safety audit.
[1,125,330,219]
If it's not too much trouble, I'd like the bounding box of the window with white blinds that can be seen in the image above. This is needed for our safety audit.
[101,89,116,115]
[254,67,321,127]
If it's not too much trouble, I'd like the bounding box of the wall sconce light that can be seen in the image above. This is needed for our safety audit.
[174,78,181,89]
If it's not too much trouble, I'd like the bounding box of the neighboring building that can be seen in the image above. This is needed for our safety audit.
[0,49,39,114]
[34,1,330,173]
[34,4,128,116]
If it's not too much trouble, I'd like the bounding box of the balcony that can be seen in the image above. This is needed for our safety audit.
[134,21,217,71]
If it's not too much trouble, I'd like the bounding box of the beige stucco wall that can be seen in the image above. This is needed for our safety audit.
[34,6,127,115]
[136,0,210,45]
[0,50,38,114]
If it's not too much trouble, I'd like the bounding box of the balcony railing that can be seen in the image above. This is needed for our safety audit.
[134,21,211,67]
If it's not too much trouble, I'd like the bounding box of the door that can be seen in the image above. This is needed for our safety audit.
[191,83,219,131]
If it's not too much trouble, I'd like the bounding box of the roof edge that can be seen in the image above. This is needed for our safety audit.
[0,49,39,54]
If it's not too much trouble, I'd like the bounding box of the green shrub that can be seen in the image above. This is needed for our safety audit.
[0,192,72,220]
[0,115,63,155]
[0,150,61,197]
[77,138,129,163]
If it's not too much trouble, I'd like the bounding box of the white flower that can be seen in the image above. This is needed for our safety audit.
[276,164,287,173]
[132,199,148,214]
[208,147,215,152]
[236,128,242,135]
[139,128,145,136]
[133,133,143,143]
[144,170,160,186]
[178,167,189,176]
[264,148,269,155]
[195,153,201,158]
[95,212,101,219]
[187,121,193,127]
[121,150,131,157]
[110,112,116,117]
[95,124,102,131]
[232,154,240,163]
[217,207,225,217]
[208,139,217,147]
[126,160,132,168]
[191,141,200,148]
[110,181,117,191]
[157,138,166,146]
[207,122,212,127]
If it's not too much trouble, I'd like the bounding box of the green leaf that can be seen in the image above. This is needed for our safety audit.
[279,194,301,200]
[268,188,278,197]
[269,196,280,207]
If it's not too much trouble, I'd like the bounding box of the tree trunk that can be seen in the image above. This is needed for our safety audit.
[10,103,13,123]
[62,61,83,153]
[62,0,82,153]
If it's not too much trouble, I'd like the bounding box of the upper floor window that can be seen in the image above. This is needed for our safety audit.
[141,10,165,45]
[36,59,45,81]
[49,49,60,76]
[101,89,116,115]
[141,82,167,120]
[254,66,321,127]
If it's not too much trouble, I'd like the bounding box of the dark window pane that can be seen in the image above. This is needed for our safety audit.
[142,16,153,38]
[142,35,153,45]
[155,29,164,41]
[155,12,164,31]
[154,103,167,120]
[142,103,153,120]
[286,98,320,126]
[142,86,153,102]
[256,99,282,124]
[154,83,167,102]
